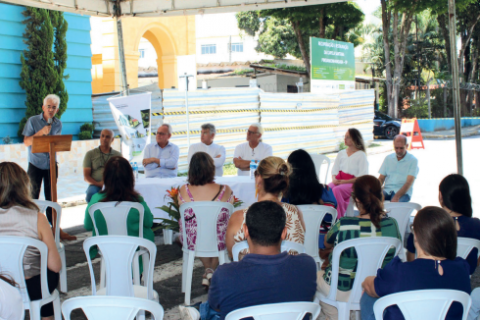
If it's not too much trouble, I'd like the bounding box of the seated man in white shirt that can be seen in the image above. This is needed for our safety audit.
[142,124,180,178]
[188,123,226,176]
[233,123,273,176]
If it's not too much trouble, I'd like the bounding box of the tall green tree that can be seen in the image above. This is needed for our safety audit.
[18,7,68,137]
[236,3,365,78]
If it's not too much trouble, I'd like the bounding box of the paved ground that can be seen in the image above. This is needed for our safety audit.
[30,136,480,320]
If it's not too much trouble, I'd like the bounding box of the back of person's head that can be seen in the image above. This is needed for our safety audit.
[0,162,38,211]
[101,156,140,202]
[439,174,472,217]
[413,206,457,260]
[257,156,291,196]
[285,149,324,205]
[188,152,215,186]
[246,201,286,246]
[348,128,366,152]
[352,175,385,229]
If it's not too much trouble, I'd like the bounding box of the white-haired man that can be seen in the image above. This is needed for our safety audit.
[23,94,75,240]
[233,123,273,176]
[188,123,226,176]
[143,124,179,178]
[83,129,122,202]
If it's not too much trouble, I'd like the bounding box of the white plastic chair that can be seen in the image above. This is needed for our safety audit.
[315,237,402,320]
[231,240,306,262]
[373,289,471,320]
[62,296,164,320]
[384,202,421,261]
[225,301,321,320]
[297,205,338,269]
[33,199,68,293]
[82,236,159,302]
[179,201,234,305]
[457,237,480,260]
[88,201,147,287]
[310,153,331,184]
[0,236,61,320]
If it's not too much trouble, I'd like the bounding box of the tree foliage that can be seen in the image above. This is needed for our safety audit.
[18,7,69,137]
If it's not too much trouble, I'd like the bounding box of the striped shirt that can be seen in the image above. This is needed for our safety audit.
[323,216,401,291]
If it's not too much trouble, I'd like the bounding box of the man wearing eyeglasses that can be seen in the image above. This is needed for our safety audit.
[143,124,179,178]
[23,94,76,240]
[233,123,273,176]
[187,123,226,176]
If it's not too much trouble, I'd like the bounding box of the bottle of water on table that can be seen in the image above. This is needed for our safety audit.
[133,162,139,180]
[250,160,256,179]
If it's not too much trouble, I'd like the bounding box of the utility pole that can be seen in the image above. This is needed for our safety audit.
[448,0,463,175]
[179,73,195,147]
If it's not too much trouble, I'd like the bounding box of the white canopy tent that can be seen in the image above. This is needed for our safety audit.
[0,0,346,17]
[0,0,464,174]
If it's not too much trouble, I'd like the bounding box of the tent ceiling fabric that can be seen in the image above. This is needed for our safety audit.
[0,0,346,17]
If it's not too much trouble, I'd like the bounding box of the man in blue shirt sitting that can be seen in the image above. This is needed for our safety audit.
[378,135,419,202]
[142,124,179,178]
[180,201,317,320]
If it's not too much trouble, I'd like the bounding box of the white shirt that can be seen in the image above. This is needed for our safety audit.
[144,141,180,178]
[187,142,226,176]
[331,149,368,178]
[0,278,24,320]
[234,141,273,176]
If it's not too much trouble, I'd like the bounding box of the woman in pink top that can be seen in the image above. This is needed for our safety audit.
[328,128,369,218]
[178,152,234,288]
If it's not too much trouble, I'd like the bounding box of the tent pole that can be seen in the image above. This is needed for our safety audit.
[448,0,463,175]
[116,17,129,96]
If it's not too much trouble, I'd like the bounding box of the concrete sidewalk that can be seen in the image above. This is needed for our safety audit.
[422,124,480,139]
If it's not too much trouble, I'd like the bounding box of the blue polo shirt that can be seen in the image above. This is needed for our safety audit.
[22,113,62,170]
[379,152,419,197]
[143,141,179,178]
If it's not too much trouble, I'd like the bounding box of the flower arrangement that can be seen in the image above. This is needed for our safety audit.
[154,186,244,232]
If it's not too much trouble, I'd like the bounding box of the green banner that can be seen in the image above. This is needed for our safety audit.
[310,37,355,81]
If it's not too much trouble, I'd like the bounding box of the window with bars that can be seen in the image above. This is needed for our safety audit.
[201,44,216,54]
[231,43,243,52]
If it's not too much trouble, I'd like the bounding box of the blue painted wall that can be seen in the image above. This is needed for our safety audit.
[417,118,480,132]
[0,3,92,143]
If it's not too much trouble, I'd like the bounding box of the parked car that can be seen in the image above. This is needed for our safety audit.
[374,111,401,139]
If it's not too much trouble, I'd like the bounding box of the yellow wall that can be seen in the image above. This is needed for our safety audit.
[91,16,196,94]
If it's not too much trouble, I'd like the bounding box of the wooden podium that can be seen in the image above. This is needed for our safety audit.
[31,135,72,231]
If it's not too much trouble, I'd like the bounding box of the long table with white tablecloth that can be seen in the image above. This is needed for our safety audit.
[135,176,256,219]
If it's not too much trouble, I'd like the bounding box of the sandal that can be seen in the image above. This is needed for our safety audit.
[202,268,215,287]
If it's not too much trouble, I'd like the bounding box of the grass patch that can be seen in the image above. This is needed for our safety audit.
[339,141,347,151]
[233,69,254,75]
[368,143,382,148]
[223,163,237,176]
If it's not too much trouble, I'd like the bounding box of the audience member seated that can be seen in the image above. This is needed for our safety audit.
[83,129,122,202]
[328,128,368,218]
[178,152,234,287]
[187,123,226,177]
[180,201,317,320]
[0,275,23,320]
[318,175,401,320]
[233,123,273,176]
[406,174,480,274]
[361,206,471,320]
[468,287,480,320]
[143,124,180,178]
[283,149,337,208]
[0,162,62,320]
[378,135,419,202]
[226,157,305,258]
[84,156,154,270]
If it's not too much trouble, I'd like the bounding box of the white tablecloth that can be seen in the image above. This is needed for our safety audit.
[135,176,256,219]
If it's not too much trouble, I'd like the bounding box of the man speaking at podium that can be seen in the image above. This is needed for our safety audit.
[23,94,76,240]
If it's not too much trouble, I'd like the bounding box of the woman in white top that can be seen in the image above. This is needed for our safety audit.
[328,128,368,218]
[0,275,23,320]
[0,162,61,320]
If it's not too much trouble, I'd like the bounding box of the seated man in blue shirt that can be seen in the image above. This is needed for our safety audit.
[142,124,179,178]
[180,201,317,320]
[378,135,419,202]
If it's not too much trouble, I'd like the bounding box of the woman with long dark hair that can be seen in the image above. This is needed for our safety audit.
[406,174,480,274]
[317,175,401,320]
[361,207,471,320]
[84,156,154,259]
[283,149,336,208]
[0,162,61,320]
[328,128,368,218]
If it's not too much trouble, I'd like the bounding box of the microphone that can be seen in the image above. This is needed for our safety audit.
[47,118,53,126]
